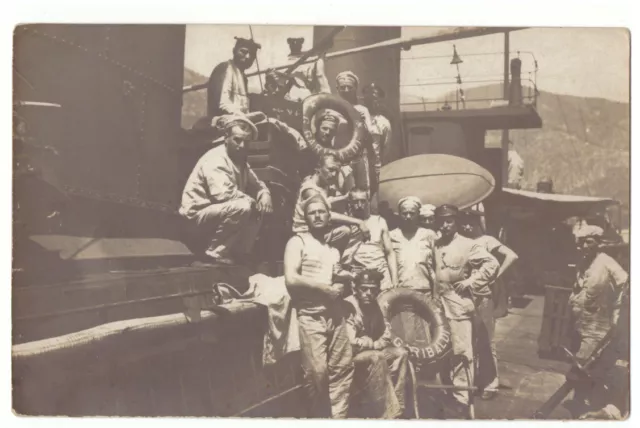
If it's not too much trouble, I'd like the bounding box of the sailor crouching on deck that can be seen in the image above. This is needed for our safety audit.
[284,195,354,418]
[566,225,629,419]
[292,153,371,255]
[345,269,409,419]
[179,116,273,265]
[433,204,499,412]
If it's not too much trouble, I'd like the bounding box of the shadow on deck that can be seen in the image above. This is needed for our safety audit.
[474,295,571,419]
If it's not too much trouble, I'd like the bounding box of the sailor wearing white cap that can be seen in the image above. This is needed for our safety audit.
[179,115,273,265]
[567,224,629,419]
[333,71,376,194]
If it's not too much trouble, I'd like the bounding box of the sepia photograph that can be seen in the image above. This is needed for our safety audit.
[10,18,630,421]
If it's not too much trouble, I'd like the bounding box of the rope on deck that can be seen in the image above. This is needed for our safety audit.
[12,301,257,360]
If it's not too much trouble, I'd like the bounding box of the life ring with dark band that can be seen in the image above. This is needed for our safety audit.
[302,93,366,164]
[377,288,452,364]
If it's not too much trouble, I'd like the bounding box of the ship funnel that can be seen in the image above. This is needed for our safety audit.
[509,57,523,106]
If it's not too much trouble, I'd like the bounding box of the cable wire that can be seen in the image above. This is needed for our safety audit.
[248,25,265,94]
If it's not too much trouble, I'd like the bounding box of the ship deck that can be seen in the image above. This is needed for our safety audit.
[240,293,575,419]
[13,265,575,419]
[471,294,571,419]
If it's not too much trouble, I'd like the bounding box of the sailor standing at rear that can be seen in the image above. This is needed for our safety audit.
[362,82,392,183]
[334,71,376,194]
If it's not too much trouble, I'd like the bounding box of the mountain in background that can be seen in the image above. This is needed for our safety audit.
[182,69,629,223]
[182,68,209,130]
[441,84,629,219]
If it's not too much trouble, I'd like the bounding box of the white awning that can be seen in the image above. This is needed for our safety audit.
[501,188,618,221]
[503,188,615,204]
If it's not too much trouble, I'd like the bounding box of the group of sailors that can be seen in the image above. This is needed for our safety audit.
[203,35,389,189]
[285,187,514,418]
[182,34,393,264]
[179,34,629,420]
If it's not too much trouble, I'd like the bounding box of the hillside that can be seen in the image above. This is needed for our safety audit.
[182,69,629,222]
[460,84,629,216]
[182,68,208,129]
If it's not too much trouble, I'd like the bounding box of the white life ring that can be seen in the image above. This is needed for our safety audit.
[377,288,452,364]
[301,93,366,164]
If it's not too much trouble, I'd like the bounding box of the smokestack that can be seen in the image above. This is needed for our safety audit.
[509,57,523,106]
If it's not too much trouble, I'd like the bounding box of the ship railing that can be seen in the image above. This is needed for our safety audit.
[399,77,539,113]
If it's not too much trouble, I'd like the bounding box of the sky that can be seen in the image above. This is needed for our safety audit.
[184,25,629,104]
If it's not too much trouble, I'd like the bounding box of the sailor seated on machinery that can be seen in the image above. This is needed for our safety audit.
[206,36,261,118]
[272,36,332,102]
[344,269,411,419]
[179,116,273,266]
[192,35,271,144]
[198,34,311,147]
[198,34,308,147]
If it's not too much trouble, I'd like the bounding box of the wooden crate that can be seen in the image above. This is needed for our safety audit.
[538,285,573,358]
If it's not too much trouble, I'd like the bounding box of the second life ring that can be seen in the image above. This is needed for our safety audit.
[302,93,366,164]
[377,288,452,364]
